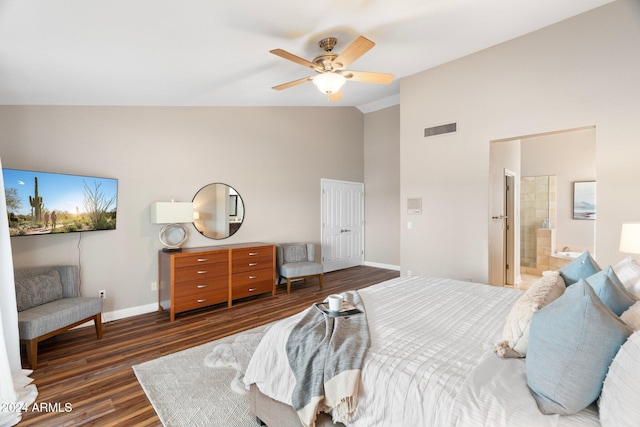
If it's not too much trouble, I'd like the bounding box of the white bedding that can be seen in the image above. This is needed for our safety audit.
[243,276,601,426]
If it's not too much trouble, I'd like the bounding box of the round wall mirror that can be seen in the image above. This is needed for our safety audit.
[192,183,244,239]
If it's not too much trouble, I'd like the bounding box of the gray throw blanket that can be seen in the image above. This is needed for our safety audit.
[286,290,370,427]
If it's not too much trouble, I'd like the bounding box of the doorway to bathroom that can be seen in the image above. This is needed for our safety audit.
[488,126,596,287]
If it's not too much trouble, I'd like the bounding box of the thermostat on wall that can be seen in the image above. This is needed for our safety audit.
[407,197,422,215]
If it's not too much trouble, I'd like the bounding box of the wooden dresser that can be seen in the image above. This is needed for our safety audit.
[158,242,275,321]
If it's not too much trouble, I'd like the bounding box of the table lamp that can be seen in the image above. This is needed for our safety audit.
[150,201,194,252]
[620,223,640,254]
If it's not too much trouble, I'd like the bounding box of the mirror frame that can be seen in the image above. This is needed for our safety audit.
[192,183,244,240]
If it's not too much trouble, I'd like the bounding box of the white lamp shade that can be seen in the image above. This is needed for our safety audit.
[150,202,194,224]
[313,72,346,94]
[620,223,640,254]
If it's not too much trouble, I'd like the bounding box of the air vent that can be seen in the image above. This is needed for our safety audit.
[424,122,457,138]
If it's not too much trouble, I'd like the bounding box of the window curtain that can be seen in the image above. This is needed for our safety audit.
[0,156,38,426]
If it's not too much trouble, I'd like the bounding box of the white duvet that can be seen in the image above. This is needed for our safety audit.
[244,276,600,426]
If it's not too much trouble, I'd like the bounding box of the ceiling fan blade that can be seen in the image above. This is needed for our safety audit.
[272,76,313,91]
[270,49,318,70]
[343,70,394,85]
[328,91,343,102]
[332,36,375,69]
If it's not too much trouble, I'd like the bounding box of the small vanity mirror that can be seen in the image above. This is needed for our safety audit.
[192,183,244,239]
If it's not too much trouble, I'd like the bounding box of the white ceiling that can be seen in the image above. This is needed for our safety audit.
[0,0,612,112]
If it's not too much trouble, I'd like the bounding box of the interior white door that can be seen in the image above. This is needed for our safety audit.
[321,179,364,273]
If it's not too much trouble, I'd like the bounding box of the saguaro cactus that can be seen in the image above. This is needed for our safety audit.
[29,177,44,222]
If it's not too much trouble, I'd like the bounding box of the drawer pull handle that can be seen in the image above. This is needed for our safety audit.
[197,258,209,262]
[197,284,208,289]
[197,270,208,274]
[249,275,257,279]
[197,298,207,303]
[249,252,258,256]
[248,288,257,292]
[248,262,258,266]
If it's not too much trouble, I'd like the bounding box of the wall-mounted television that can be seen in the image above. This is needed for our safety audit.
[2,168,118,237]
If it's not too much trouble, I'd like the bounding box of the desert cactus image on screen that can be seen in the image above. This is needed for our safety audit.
[2,169,118,236]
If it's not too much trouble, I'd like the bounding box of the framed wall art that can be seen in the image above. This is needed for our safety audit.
[573,181,596,220]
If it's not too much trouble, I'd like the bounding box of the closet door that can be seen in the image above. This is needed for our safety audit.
[321,178,364,273]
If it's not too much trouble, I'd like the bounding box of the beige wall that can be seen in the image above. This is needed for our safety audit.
[400,0,640,281]
[364,105,400,268]
[0,106,369,315]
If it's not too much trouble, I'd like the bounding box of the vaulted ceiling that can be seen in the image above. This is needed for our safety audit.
[0,0,613,111]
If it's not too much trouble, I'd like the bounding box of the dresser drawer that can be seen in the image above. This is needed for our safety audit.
[175,262,228,283]
[174,287,228,313]
[174,276,228,299]
[231,270,273,300]
[232,254,273,273]
[175,251,228,268]
[232,246,274,264]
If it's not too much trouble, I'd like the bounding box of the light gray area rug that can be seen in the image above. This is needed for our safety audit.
[133,324,271,427]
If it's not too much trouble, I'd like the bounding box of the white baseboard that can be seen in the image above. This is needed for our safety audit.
[102,302,158,323]
[74,302,158,329]
[364,261,400,271]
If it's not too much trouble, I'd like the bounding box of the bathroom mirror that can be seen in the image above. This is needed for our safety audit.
[192,183,244,239]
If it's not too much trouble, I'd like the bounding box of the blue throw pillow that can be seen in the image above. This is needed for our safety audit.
[599,265,639,302]
[558,251,600,286]
[586,268,637,316]
[526,279,632,415]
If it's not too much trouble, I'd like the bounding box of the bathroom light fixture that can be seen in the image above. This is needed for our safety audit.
[150,201,194,252]
[312,72,346,95]
[620,223,640,254]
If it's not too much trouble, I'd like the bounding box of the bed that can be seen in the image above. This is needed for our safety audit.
[243,270,638,427]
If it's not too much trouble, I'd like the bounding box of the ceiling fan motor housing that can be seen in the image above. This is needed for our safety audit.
[318,37,338,52]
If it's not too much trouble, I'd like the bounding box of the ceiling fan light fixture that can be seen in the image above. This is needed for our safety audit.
[312,72,346,95]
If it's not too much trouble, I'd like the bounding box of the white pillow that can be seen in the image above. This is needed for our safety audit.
[494,271,565,358]
[614,257,640,297]
[599,331,640,427]
[621,301,640,331]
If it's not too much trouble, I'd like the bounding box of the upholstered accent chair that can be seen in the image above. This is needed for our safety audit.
[276,243,323,294]
[14,265,103,369]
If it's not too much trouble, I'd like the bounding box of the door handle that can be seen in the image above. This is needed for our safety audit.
[491,215,507,220]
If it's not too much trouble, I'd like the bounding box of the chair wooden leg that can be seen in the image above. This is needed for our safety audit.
[26,339,38,370]
[287,278,292,294]
[318,274,323,290]
[94,313,103,339]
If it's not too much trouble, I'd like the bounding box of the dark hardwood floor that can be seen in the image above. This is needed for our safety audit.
[18,266,399,426]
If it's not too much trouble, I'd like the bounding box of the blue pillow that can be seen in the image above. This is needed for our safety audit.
[599,265,639,302]
[558,251,600,286]
[526,279,632,415]
[586,268,637,316]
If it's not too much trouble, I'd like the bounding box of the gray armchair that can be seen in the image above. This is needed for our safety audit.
[14,265,103,369]
[276,243,323,294]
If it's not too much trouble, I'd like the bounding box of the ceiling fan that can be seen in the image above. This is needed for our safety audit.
[270,36,394,102]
